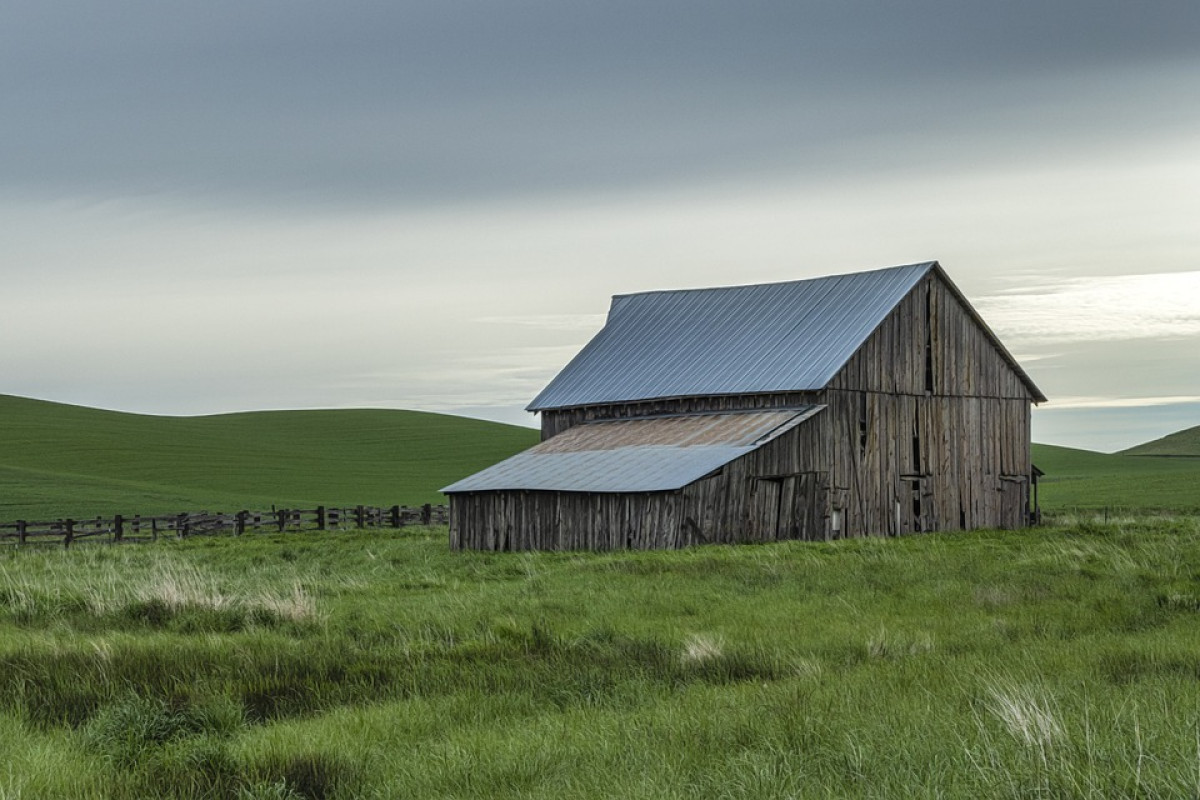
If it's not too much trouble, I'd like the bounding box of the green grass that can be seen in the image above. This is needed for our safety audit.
[1033,443,1200,513]
[0,394,538,519]
[4,396,1200,796]
[1121,424,1200,457]
[2,519,1200,798]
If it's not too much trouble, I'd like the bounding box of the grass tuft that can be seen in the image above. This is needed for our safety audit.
[681,633,724,664]
[984,682,1065,751]
[246,752,359,800]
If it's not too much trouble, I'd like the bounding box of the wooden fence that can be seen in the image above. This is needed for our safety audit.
[0,504,449,548]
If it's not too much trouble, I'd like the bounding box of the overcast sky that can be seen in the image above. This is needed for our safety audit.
[2,1,1198,452]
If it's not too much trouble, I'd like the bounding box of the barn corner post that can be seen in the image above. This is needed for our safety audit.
[1029,464,1043,526]
[443,261,1044,551]
[445,495,465,550]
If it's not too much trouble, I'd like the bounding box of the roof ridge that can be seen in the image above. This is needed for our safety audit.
[610,261,936,301]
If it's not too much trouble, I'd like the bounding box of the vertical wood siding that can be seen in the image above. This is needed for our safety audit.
[450,412,832,550]
[823,273,1034,536]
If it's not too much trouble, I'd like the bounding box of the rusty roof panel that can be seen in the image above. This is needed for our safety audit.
[535,409,803,453]
[441,407,822,494]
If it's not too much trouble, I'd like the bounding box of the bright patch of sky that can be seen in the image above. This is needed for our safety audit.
[977,271,1200,343]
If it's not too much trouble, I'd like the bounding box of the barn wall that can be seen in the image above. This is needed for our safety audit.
[821,272,1034,536]
[820,390,1031,537]
[449,491,684,551]
[450,412,833,551]
[676,411,831,545]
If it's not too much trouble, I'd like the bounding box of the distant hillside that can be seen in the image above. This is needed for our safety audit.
[5,392,1196,520]
[1120,424,1200,457]
[0,395,538,519]
[1032,442,1200,512]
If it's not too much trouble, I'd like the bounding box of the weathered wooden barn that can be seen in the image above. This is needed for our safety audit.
[443,261,1045,550]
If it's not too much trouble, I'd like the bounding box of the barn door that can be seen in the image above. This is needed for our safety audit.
[901,476,930,533]
[751,473,826,541]
[748,478,782,541]
[998,476,1027,530]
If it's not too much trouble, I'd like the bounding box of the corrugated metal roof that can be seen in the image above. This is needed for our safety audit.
[527,262,936,411]
[441,407,823,494]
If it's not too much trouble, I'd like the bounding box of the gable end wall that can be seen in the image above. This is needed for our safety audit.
[823,273,1034,535]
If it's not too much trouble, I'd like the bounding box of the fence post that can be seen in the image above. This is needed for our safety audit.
[390,505,400,528]
[421,503,432,526]
[316,506,326,531]
[64,519,75,549]
[114,514,124,543]
[17,520,26,546]
[276,510,287,532]
[355,505,365,529]
[177,513,188,538]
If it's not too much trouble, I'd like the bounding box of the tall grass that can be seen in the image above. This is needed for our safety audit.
[0,518,1199,797]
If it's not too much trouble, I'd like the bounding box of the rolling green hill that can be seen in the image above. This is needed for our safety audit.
[0,394,539,519]
[4,393,1198,520]
[1032,442,1200,512]
[1120,424,1200,457]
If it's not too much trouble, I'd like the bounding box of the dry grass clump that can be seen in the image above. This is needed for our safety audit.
[985,682,1065,751]
[680,633,725,664]
[0,555,320,628]
[132,563,238,614]
[866,627,934,659]
[252,583,319,624]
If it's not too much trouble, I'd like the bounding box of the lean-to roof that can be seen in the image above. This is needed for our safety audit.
[441,407,822,494]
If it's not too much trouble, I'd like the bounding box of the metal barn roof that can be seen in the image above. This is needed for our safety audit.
[441,407,823,494]
[528,262,936,411]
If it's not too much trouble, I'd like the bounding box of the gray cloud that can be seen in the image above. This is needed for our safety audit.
[3,1,1198,207]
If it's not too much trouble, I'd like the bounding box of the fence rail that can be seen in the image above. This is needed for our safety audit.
[0,504,449,548]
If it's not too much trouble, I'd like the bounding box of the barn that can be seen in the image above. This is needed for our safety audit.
[443,261,1045,550]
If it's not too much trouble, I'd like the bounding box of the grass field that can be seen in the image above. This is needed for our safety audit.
[3,396,1200,797]
[1032,443,1200,513]
[2,518,1199,799]
[0,394,539,519]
